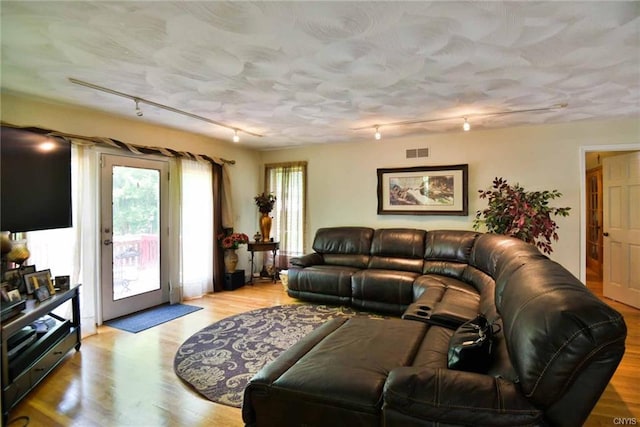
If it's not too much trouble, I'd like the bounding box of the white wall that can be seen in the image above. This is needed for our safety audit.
[260,117,640,278]
[1,91,263,271]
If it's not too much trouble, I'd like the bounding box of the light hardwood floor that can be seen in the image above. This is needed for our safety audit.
[6,275,639,427]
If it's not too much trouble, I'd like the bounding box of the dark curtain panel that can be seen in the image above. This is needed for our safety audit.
[212,162,224,291]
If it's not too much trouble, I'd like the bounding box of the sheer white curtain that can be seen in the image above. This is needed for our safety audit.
[180,158,214,298]
[266,162,307,267]
[26,144,99,336]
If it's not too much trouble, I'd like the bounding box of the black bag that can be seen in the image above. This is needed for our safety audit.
[447,314,501,373]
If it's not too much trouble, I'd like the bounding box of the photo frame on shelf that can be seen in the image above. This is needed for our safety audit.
[55,275,70,291]
[34,285,51,302]
[2,265,36,293]
[2,268,21,290]
[7,288,22,302]
[23,269,55,296]
[377,164,468,216]
[1,282,10,302]
[19,265,36,293]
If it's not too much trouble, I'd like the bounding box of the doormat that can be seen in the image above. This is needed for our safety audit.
[105,303,203,333]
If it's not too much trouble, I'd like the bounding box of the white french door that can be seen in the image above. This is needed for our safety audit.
[100,154,169,321]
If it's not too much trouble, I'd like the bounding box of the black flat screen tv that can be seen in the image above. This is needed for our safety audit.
[1,126,72,233]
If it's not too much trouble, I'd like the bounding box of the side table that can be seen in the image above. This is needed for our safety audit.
[247,241,279,284]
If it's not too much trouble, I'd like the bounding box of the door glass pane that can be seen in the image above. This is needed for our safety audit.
[112,166,160,300]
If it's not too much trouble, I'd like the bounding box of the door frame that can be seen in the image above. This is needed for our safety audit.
[585,166,603,277]
[98,150,171,322]
[579,143,640,283]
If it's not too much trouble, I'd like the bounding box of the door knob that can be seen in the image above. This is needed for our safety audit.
[103,239,113,245]
[603,232,609,237]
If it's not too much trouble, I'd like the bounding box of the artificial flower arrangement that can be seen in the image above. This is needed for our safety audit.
[217,232,250,250]
[254,192,277,214]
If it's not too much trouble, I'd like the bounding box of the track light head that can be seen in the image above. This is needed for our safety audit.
[374,126,382,140]
[463,118,470,132]
[135,99,143,117]
[233,129,240,143]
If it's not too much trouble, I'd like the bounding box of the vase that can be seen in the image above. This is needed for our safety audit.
[7,239,30,267]
[260,213,272,242]
[224,249,239,273]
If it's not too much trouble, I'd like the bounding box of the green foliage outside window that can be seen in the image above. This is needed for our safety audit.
[112,166,160,235]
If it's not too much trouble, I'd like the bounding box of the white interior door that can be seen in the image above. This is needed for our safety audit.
[100,154,170,321]
[603,151,640,309]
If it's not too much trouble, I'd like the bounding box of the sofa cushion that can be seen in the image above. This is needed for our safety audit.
[424,230,479,264]
[312,226,374,268]
[422,260,467,280]
[287,265,358,305]
[411,325,452,369]
[352,269,420,315]
[369,228,426,273]
[383,367,545,427]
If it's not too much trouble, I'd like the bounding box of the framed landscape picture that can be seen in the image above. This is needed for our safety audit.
[377,164,468,215]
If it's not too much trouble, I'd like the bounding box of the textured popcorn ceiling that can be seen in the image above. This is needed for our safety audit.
[1,1,639,148]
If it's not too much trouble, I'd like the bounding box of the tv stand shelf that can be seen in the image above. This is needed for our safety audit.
[1,284,81,423]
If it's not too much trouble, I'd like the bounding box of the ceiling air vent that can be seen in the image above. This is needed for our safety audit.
[406,148,429,159]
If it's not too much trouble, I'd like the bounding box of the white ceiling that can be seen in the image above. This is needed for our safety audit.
[1,1,639,149]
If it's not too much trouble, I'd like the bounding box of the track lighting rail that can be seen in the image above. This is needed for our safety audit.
[68,78,263,139]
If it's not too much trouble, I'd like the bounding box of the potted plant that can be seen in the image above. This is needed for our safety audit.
[217,231,249,272]
[254,192,277,242]
[473,177,570,254]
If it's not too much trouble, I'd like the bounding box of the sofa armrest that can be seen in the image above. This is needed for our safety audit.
[290,252,324,267]
[383,367,545,427]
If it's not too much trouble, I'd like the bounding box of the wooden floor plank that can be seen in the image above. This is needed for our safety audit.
[6,275,638,426]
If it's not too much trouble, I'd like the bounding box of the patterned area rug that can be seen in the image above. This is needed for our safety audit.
[173,304,381,407]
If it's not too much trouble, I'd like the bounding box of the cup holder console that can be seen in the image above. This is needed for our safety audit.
[402,302,433,324]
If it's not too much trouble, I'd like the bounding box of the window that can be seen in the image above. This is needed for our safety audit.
[265,162,307,267]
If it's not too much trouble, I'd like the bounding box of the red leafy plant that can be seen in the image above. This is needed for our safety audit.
[473,177,571,254]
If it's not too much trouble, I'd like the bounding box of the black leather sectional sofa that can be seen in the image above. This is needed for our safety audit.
[242,227,626,427]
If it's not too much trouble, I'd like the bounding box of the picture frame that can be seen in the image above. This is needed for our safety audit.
[7,288,22,302]
[2,265,36,293]
[19,265,36,293]
[1,282,10,302]
[23,269,55,296]
[55,275,70,291]
[377,164,468,215]
[34,285,51,302]
[2,268,22,290]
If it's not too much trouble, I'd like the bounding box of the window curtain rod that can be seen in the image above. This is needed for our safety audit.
[1,122,236,165]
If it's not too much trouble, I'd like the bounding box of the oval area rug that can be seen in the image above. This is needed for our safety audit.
[174,303,381,407]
